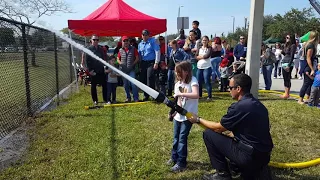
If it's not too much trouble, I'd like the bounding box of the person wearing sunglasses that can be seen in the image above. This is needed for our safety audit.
[138,29,161,101]
[280,34,297,99]
[85,35,108,105]
[187,74,273,180]
[233,36,247,62]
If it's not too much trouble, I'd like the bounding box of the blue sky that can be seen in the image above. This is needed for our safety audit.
[40,0,316,36]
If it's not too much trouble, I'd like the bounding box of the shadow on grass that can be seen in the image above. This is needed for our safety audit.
[271,168,320,180]
[186,161,211,171]
[110,107,119,180]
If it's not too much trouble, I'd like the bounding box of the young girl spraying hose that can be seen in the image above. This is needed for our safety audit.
[167,61,199,172]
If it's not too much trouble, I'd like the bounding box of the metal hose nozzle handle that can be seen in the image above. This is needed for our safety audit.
[155,92,191,118]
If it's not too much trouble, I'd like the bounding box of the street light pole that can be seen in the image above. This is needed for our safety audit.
[231,16,235,34]
[244,17,248,32]
[178,6,184,33]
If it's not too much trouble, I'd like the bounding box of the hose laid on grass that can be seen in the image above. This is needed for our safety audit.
[84,90,320,168]
[259,90,320,168]
[84,101,150,110]
[269,158,320,168]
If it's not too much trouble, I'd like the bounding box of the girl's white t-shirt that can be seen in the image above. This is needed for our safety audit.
[173,76,199,122]
[197,48,211,69]
[274,49,282,61]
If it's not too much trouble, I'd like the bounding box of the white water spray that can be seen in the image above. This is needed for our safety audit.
[57,31,160,99]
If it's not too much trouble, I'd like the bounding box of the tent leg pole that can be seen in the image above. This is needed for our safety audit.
[165,31,168,65]
[68,29,79,92]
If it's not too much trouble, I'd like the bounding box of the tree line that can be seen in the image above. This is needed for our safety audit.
[226,8,320,44]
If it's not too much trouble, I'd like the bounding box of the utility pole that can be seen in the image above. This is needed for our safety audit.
[246,0,265,98]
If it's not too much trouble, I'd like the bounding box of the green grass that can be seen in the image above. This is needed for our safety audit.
[0,88,319,180]
[0,52,80,137]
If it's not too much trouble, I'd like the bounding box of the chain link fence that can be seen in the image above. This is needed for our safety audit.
[0,17,84,139]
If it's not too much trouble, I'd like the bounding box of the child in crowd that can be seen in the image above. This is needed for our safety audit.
[308,63,320,107]
[167,61,199,172]
[158,60,168,95]
[192,20,201,40]
[105,57,120,104]
[219,58,229,92]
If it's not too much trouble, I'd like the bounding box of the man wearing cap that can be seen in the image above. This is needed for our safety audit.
[117,36,140,102]
[85,35,108,105]
[138,29,161,101]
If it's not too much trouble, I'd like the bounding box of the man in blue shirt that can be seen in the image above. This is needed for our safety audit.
[233,36,247,61]
[138,29,161,101]
[188,74,273,180]
[233,36,247,73]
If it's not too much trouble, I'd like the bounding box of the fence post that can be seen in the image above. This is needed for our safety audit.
[22,25,32,116]
[69,44,73,83]
[54,33,59,106]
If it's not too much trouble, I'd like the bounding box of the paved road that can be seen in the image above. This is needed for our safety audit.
[258,71,303,95]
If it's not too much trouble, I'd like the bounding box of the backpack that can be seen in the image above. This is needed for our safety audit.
[263,48,276,65]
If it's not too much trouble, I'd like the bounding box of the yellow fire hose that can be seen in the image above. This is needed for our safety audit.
[84,101,150,110]
[269,158,320,168]
[84,90,319,168]
[258,90,320,168]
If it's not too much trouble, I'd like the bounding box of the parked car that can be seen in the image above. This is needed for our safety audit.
[107,48,115,56]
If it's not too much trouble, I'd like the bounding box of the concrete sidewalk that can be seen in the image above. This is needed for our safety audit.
[258,72,303,95]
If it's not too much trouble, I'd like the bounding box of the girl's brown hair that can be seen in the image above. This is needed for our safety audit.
[175,61,192,84]
[201,36,210,48]
[170,40,177,46]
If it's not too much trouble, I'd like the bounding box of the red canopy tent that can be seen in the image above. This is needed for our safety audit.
[68,0,167,37]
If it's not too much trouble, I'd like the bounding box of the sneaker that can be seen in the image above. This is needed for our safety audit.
[299,77,303,80]
[125,98,131,103]
[106,101,111,105]
[112,100,117,104]
[207,97,212,101]
[171,164,186,173]
[93,101,98,106]
[134,99,140,102]
[273,77,277,79]
[202,171,232,180]
[228,162,241,179]
[166,158,176,166]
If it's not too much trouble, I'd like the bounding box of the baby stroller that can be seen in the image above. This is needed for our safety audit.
[228,61,246,79]
[72,63,91,86]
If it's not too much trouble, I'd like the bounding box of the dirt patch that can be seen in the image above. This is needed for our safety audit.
[0,83,77,172]
[0,123,30,171]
